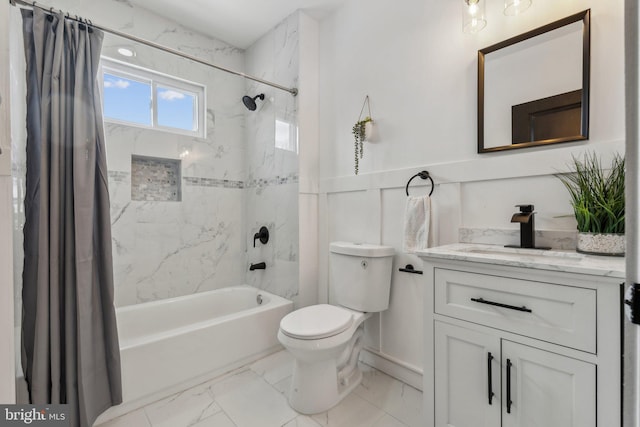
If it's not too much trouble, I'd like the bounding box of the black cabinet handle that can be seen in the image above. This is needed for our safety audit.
[470,297,532,313]
[399,264,423,275]
[506,358,513,414]
[487,352,494,405]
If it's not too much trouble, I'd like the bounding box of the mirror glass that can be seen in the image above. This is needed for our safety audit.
[478,10,590,153]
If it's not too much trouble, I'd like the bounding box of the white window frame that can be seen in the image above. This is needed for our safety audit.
[100,57,206,138]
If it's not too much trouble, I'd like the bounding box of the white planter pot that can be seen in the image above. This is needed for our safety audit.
[363,120,374,142]
[576,232,625,257]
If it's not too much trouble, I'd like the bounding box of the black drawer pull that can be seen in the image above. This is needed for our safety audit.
[470,297,532,313]
[399,264,423,275]
[487,352,494,405]
[506,358,513,414]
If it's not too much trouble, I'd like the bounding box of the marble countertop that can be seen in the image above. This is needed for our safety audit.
[415,243,625,279]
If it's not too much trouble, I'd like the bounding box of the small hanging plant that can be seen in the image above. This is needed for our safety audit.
[353,95,373,175]
[353,116,372,175]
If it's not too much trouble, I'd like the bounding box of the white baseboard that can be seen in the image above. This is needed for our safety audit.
[360,348,423,391]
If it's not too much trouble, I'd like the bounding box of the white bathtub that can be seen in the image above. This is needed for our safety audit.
[97,285,292,422]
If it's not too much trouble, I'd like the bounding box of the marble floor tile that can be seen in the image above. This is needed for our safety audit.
[144,383,220,427]
[209,369,298,427]
[190,411,236,427]
[96,408,151,427]
[371,415,408,427]
[311,393,386,427]
[282,415,323,427]
[354,364,423,427]
[273,374,292,398]
[249,349,294,385]
[97,351,423,427]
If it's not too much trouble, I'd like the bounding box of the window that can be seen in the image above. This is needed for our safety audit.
[101,58,205,137]
[275,119,298,153]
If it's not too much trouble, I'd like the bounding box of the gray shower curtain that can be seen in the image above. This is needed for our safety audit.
[21,8,122,427]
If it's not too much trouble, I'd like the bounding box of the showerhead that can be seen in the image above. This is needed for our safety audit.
[242,93,265,111]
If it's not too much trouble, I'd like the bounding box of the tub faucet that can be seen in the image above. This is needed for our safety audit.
[249,262,266,271]
[506,204,549,250]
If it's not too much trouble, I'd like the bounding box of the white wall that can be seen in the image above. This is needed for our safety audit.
[319,0,623,176]
[317,0,625,387]
[0,0,15,404]
[297,12,320,309]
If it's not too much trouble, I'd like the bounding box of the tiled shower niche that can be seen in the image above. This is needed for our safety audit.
[131,155,182,202]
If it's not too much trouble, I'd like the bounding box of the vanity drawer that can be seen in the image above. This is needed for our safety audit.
[434,268,596,353]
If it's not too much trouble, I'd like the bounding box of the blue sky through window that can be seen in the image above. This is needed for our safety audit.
[102,62,203,136]
[103,73,151,126]
[157,86,196,131]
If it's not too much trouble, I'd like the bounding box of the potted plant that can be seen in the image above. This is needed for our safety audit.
[352,95,375,175]
[353,116,373,175]
[556,152,625,256]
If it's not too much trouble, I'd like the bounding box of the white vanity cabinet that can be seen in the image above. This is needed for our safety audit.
[435,321,596,427]
[434,321,501,427]
[418,244,624,427]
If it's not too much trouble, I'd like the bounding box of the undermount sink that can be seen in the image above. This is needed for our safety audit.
[457,245,584,260]
[416,243,625,280]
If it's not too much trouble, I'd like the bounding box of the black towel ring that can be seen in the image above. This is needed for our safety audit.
[405,170,434,197]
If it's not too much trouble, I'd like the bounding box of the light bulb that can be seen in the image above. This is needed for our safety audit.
[504,0,532,16]
[463,0,486,33]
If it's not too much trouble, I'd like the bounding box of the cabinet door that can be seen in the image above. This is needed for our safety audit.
[434,321,501,427]
[501,341,596,427]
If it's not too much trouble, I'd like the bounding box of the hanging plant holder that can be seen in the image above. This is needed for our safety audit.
[353,95,374,175]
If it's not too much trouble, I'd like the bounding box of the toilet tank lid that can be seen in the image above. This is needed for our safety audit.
[330,242,395,257]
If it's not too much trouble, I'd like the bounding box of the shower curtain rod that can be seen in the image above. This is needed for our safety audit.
[8,0,299,96]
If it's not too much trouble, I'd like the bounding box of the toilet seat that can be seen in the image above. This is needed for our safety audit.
[280,304,354,340]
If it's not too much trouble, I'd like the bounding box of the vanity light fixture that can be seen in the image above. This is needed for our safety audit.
[504,0,532,16]
[462,0,487,34]
[463,0,533,34]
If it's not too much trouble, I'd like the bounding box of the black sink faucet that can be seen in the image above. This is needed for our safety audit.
[510,204,536,248]
[506,204,551,250]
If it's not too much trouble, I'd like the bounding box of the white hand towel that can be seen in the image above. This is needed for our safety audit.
[403,195,431,252]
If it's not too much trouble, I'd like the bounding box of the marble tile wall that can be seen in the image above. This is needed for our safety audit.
[104,35,247,305]
[11,1,303,310]
[10,0,251,308]
[244,13,300,303]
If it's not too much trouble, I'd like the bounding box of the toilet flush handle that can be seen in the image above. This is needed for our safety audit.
[399,264,423,275]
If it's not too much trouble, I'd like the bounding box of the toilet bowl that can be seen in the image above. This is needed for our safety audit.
[278,304,370,414]
[277,242,394,414]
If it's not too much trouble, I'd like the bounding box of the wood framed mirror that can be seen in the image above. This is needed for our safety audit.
[478,9,590,153]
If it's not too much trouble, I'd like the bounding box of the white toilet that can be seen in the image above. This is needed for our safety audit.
[277,241,394,414]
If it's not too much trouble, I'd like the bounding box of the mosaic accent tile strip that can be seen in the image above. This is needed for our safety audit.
[108,171,129,183]
[131,155,181,202]
[183,177,244,189]
[106,171,298,191]
[245,173,299,189]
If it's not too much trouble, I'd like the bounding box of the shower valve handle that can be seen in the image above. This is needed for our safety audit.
[253,226,269,247]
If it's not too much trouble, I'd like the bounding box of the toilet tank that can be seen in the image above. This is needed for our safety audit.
[329,242,395,312]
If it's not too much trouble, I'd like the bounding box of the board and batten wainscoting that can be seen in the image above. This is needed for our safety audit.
[317,139,623,389]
